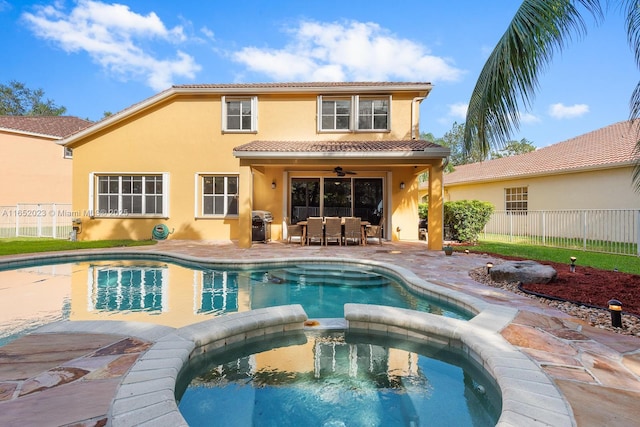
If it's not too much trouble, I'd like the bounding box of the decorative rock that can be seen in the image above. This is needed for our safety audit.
[489,260,557,284]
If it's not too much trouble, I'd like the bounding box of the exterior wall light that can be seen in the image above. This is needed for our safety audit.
[271,181,276,189]
[570,256,577,273]
[400,182,405,190]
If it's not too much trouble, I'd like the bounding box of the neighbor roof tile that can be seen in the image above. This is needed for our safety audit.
[0,116,93,138]
[444,121,640,185]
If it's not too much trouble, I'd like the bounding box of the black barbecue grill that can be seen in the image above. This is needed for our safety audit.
[251,210,273,243]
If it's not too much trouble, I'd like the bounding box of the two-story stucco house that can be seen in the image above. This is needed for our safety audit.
[60,82,449,249]
[0,115,91,206]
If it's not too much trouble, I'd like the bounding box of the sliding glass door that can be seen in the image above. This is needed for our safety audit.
[290,178,320,223]
[290,177,383,225]
[353,178,383,225]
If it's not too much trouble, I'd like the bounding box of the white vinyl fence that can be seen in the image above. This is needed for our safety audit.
[482,210,640,256]
[0,204,74,239]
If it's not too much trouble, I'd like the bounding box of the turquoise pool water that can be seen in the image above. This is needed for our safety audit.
[177,330,501,426]
[0,256,472,347]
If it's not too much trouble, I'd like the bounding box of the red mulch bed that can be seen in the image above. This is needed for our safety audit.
[490,256,640,316]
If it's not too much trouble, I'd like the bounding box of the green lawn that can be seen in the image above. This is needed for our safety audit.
[457,241,639,275]
[0,238,156,256]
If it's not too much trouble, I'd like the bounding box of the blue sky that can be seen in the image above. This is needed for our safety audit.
[1,0,637,147]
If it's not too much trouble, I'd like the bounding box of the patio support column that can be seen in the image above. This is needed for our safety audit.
[428,161,444,250]
[238,163,253,248]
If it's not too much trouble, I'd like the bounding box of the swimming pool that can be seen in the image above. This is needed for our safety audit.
[0,254,473,347]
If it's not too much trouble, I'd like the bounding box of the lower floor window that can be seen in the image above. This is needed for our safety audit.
[92,173,167,217]
[505,187,528,212]
[201,175,239,216]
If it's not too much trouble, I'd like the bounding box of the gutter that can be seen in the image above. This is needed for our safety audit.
[444,162,637,187]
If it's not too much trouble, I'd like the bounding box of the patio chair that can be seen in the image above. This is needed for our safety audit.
[366,216,384,245]
[324,217,342,246]
[285,217,303,244]
[306,217,324,245]
[343,217,361,245]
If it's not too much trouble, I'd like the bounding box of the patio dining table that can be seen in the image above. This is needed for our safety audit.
[296,218,370,246]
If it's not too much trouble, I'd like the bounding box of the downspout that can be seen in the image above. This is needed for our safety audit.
[411,97,425,139]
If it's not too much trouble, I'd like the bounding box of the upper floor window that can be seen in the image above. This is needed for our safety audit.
[200,175,239,217]
[505,187,528,212]
[91,174,168,217]
[222,96,257,132]
[318,95,390,132]
[64,147,73,159]
[358,98,389,130]
[321,98,351,130]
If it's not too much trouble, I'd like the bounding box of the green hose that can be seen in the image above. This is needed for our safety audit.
[152,224,172,240]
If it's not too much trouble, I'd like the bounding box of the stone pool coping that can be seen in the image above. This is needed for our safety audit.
[4,250,576,426]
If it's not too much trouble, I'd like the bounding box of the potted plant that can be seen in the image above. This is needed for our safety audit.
[443,245,453,256]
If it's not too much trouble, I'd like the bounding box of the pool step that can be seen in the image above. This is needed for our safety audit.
[266,267,390,287]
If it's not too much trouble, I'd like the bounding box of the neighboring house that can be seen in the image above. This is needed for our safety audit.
[443,120,640,211]
[60,82,450,249]
[0,115,92,206]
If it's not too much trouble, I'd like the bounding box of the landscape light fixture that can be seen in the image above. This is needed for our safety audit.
[486,262,493,274]
[570,256,577,273]
[608,299,623,328]
[464,249,470,254]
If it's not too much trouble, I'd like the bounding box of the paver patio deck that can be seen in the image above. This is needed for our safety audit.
[1,240,639,426]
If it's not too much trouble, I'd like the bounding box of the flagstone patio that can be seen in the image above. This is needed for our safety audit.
[1,240,639,426]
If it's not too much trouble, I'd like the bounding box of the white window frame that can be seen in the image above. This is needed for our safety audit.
[63,147,73,159]
[222,95,258,132]
[505,186,528,212]
[88,172,169,218]
[318,95,391,132]
[195,173,239,218]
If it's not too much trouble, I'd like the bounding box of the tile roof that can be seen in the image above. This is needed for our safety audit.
[174,82,431,90]
[234,139,443,152]
[0,116,93,139]
[444,120,640,185]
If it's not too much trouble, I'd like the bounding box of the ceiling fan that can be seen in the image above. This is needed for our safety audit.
[331,166,357,177]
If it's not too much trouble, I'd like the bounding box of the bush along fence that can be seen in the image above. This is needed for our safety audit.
[0,203,73,239]
[481,209,640,256]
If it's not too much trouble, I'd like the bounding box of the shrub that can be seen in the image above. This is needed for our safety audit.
[418,203,428,219]
[444,200,494,243]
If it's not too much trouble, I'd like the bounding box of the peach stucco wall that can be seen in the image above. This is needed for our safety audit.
[69,91,444,247]
[444,167,640,210]
[0,131,71,205]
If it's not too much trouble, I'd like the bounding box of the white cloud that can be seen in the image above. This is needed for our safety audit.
[447,102,468,119]
[548,103,589,119]
[22,0,200,90]
[232,20,464,82]
[200,26,215,41]
[519,112,541,124]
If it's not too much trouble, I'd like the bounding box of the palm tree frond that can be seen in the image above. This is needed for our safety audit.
[464,0,603,156]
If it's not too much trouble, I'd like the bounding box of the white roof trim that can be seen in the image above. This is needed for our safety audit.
[0,127,61,140]
[444,161,635,187]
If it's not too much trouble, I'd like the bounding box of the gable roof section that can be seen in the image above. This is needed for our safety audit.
[234,140,449,159]
[60,82,432,146]
[445,120,640,186]
[0,116,92,139]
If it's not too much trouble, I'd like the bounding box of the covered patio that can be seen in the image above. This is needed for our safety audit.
[233,140,450,249]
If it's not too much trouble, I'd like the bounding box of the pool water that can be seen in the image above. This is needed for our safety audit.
[0,258,472,347]
[177,331,501,427]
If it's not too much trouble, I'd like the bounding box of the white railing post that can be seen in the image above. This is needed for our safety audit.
[52,203,57,239]
[636,210,640,256]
